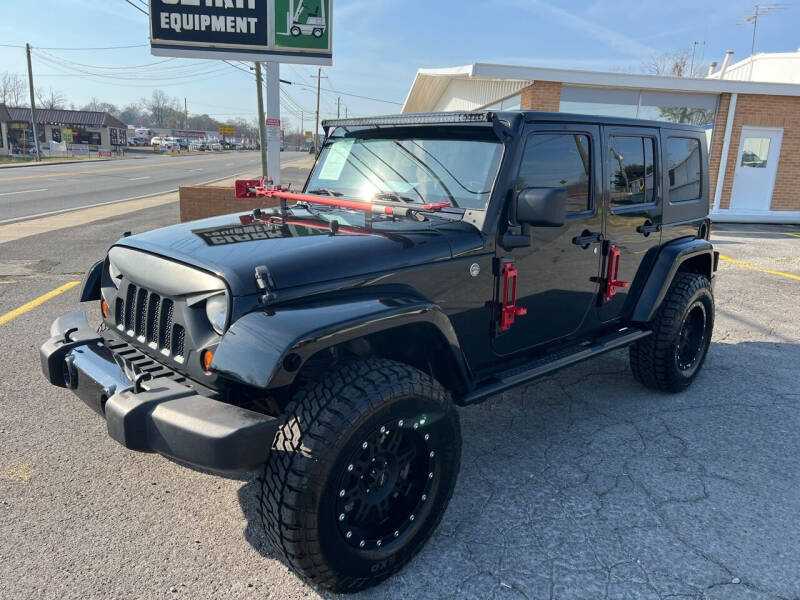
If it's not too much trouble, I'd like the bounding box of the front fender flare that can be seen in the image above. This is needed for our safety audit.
[210,296,470,390]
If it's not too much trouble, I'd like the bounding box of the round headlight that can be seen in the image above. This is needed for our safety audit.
[205,294,229,335]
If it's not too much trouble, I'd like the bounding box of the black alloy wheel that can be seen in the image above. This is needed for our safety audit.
[675,301,708,374]
[335,418,436,552]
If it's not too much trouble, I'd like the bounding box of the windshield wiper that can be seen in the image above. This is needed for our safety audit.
[374,191,418,204]
[307,188,344,197]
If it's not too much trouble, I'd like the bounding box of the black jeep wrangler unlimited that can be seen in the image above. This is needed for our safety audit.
[41,111,718,593]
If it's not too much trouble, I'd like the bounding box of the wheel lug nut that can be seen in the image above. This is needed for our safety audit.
[359,540,365,548]
[410,514,415,521]
[428,472,434,479]
[398,419,404,426]
[339,489,345,497]
[346,531,352,539]
[394,530,400,537]
[413,423,419,430]
[380,426,386,433]
[430,451,435,458]
[376,540,382,547]
[347,464,354,472]
[421,494,427,501]
[424,434,430,441]
[362,441,368,449]
[339,513,345,521]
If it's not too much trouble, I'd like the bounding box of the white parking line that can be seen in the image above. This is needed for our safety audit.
[128,176,151,181]
[0,188,49,197]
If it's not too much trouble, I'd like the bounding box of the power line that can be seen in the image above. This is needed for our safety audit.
[123,0,149,16]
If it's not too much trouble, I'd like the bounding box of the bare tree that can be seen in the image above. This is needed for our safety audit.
[36,87,67,110]
[644,48,692,77]
[118,103,146,126]
[644,47,709,79]
[146,90,180,128]
[81,97,119,115]
[1,72,27,106]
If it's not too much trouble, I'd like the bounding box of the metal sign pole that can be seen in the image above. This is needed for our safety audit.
[265,61,281,186]
[254,62,268,178]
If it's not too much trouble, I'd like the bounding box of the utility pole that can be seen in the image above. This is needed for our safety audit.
[254,62,268,178]
[337,96,341,118]
[25,44,41,162]
[184,97,188,130]
[314,67,322,155]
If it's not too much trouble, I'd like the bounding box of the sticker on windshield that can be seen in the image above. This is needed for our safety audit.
[319,139,355,180]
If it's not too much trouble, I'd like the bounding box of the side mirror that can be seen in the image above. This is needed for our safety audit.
[515,187,567,227]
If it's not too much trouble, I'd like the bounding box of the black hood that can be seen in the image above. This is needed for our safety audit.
[115,210,458,296]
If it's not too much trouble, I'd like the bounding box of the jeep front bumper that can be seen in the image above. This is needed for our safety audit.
[40,312,277,473]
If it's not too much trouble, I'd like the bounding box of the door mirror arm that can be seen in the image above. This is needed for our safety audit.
[501,226,531,250]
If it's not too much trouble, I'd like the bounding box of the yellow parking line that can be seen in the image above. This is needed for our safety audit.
[0,281,80,326]
[719,255,800,281]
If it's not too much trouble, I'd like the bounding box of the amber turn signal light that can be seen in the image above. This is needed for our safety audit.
[101,300,109,318]
[201,349,214,373]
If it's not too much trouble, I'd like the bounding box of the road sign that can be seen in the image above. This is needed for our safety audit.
[149,0,332,65]
[305,131,313,139]
[218,125,236,136]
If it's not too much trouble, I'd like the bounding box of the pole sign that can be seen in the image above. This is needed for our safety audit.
[149,0,332,65]
[218,125,236,136]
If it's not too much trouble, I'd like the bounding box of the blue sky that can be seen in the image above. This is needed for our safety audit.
[1,0,798,132]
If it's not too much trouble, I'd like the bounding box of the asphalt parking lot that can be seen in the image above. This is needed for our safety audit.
[1,201,798,599]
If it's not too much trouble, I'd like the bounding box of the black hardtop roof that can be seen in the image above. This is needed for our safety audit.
[508,110,708,132]
[323,110,707,134]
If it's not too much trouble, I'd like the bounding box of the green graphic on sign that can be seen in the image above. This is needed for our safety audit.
[274,0,331,51]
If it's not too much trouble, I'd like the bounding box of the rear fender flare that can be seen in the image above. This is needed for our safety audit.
[210,296,471,391]
[631,238,716,324]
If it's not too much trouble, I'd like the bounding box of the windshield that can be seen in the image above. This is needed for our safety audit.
[306,130,504,211]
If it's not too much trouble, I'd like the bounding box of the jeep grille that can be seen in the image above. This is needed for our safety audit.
[114,283,185,360]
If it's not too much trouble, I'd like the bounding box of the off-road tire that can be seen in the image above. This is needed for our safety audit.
[630,272,714,393]
[258,358,461,593]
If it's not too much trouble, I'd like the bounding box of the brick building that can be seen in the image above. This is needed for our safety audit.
[402,55,800,223]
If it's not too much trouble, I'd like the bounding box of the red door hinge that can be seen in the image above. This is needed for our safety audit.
[604,244,630,302]
[500,262,527,331]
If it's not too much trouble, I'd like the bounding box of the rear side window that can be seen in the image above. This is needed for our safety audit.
[518,133,592,214]
[609,136,656,208]
[667,137,701,202]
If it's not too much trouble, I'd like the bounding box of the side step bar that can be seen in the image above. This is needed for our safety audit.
[459,328,651,406]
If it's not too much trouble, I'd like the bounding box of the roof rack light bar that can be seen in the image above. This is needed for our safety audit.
[323,111,494,129]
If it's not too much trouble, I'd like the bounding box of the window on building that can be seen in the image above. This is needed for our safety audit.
[560,87,718,126]
[667,137,701,202]
[609,136,656,208]
[740,137,771,168]
[518,133,592,214]
[51,128,61,143]
[73,127,102,146]
[483,93,522,111]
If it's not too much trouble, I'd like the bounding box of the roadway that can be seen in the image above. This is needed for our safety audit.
[0,151,307,223]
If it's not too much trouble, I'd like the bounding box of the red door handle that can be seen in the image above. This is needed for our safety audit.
[605,244,630,302]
